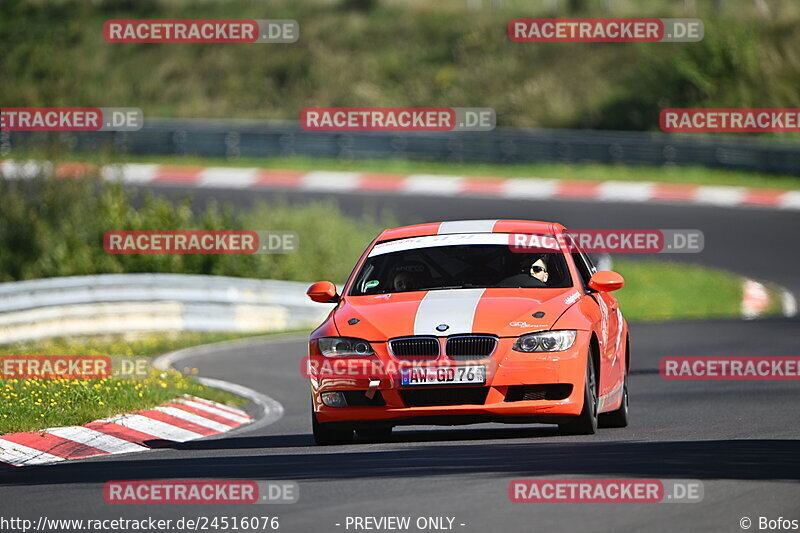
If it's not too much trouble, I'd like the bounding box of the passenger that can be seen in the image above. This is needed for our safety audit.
[392,270,417,292]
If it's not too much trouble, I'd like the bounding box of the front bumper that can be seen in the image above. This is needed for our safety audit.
[310,333,589,425]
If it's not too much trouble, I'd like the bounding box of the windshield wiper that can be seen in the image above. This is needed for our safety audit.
[421,284,484,291]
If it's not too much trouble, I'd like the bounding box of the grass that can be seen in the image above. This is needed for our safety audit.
[0,331,289,434]
[20,152,800,191]
[613,259,781,321]
[0,330,292,356]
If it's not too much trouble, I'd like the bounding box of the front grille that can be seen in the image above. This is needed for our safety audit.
[400,387,490,407]
[445,335,497,361]
[389,337,439,360]
[342,390,386,407]
[504,384,573,402]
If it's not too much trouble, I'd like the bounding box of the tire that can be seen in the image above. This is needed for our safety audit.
[599,373,629,428]
[355,426,393,442]
[559,350,598,435]
[312,409,353,445]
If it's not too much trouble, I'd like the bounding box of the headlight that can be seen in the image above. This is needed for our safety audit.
[317,337,375,357]
[513,330,577,352]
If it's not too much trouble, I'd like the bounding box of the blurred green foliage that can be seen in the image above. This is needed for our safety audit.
[0,171,395,283]
[2,0,799,130]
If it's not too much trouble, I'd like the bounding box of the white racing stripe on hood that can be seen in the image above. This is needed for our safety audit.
[414,289,485,335]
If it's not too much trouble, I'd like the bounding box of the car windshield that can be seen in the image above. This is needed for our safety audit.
[349,237,573,296]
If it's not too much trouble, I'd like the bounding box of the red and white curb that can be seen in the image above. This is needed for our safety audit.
[742,279,771,320]
[2,160,800,210]
[741,279,798,319]
[0,395,252,468]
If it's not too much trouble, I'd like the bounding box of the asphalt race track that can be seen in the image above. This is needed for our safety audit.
[1,187,799,533]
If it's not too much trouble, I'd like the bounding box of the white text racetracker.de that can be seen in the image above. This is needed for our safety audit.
[340,516,462,530]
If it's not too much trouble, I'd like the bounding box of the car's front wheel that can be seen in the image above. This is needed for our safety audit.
[558,352,598,435]
[599,373,629,428]
[312,409,353,445]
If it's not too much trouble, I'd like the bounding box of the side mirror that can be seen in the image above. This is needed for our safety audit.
[307,281,339,303]
[588,271,625,292]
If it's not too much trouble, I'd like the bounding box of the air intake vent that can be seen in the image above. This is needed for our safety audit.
[342,390,386,407]
[400,387,490,407]
[445,335,497,361]
[504,384,573,402]
[389,337,440,360]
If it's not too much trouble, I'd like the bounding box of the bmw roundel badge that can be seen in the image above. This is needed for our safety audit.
[436,324,449,332]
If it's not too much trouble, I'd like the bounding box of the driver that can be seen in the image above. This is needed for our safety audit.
[497,254,552,288]
[529,256,549,284]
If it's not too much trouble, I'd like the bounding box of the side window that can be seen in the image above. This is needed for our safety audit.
[356,263,377,294]
[570,251,594,288]
[582,251,598,275]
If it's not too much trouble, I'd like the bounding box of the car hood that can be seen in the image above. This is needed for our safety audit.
[334,287,580,340]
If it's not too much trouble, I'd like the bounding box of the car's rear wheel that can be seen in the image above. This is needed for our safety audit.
[559,351,598,435]
[355,426,393,442]
[312,409,353,445]
[599,373,629,428]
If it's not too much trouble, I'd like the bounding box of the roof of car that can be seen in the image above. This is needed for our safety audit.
[376,219,565,242]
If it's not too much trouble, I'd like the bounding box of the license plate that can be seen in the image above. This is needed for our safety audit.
[401,365,486,386]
